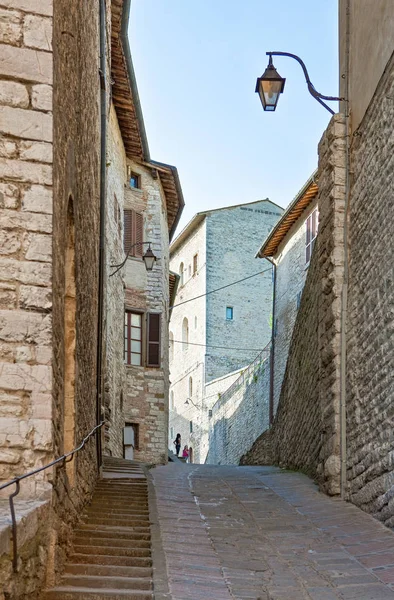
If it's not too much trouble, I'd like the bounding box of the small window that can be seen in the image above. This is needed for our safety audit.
[124,209,143,257]
[306,209,318,264]
[190,421,193,433]
[189,377,193,398]
[170,391,174,410]
[170,426,174,439]
[194,316,197,329]
[226,306,233,321]
[296,291,302,309]
[179,262,184,286]
[129,173,140,189]
[182,317,189,351]
[193,254,198,276]
[125,311,142,366]
[188,265,191,278]
[208,409,212,418]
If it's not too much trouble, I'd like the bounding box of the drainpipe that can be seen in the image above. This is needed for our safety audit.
[339,0,351,499]
[96,0,107,471]
[266,256,276,425]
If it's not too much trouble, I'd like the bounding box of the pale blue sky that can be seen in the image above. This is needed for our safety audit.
[129,1,338,232]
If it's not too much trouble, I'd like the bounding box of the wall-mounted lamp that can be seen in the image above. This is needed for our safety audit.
[256,52,344,115]
[110,242,157,277]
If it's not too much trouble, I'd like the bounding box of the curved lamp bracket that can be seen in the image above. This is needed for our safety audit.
[267,51,344,115]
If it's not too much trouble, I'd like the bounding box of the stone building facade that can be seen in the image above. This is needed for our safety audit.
[169,200,283,462]
[243,1,394,524]
[256,176,318,415]
[0,1,183,597]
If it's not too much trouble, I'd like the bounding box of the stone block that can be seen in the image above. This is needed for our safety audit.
[19,141,52,164]
[0,208,52,233]
[0,229,20,255]
[34,346,51,365]
[0,158,52,185]
[24,233,52,262]
[31,84,52,111]
[0,448,20,463]
[0,80,28,108]
[30,393,51,419]
[0,43,52,83]
[0,7,22,45]
[0,106,52,142]
[21,185,52,214]
[23,14,52,51]
[0,136,17,158]
[0,286,16,308]
[31,418,52,450]
[1,0,52,16]
[0,182,19,208]
[19,285,51,311]
[14,345,33,362]
[0,310,51,345]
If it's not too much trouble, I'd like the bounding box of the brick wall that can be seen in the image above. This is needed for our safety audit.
[241,116,346,497]
[346,53,394,523]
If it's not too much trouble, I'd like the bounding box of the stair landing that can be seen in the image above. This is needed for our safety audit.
[43,456,153,600]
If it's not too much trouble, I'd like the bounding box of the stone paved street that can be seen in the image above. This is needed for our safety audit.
[150,464,394,600]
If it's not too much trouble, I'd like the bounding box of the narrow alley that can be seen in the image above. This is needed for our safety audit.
[150,463,394,600]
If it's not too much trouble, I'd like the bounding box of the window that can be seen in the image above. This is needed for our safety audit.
[170,426,174,439]
[129,173,140,189]
[274,318,279,338]
[226,306,234,321]
[182,317,189,351]
[296,291,302,309]
[124,311,161,367]
[124,209,143,257]
[179,262,184,286]
[125,312,142,366]
[188,265,191,278]
[193,253,198,276]
[189,421,193,433]
[208,409,212,418]
[189,377,193,398]
[124,422,139,450]
[306,209,318,264]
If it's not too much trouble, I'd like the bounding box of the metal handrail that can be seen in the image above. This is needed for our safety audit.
[0,420,105,572]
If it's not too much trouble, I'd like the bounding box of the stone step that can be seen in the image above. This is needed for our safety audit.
[84,517,150,528]
[74,529,151,542]
[69,553,152,568]
[60,574,152,591]
[44,586,153,599]
[74,537,150,549]
[65,562,152,579]
[73,545,151,558]
[86,507,149,516]
[77,523,150,534]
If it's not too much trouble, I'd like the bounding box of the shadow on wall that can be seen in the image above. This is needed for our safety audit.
[206,354,271,465]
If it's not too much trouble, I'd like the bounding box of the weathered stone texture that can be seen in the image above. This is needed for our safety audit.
[242,116,346,497]
[346,53,394,523]
[207,352,270,465]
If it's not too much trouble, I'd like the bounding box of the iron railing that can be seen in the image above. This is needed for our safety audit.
[0,420,105,572]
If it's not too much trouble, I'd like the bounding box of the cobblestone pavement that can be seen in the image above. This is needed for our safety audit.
[150,464,394,600]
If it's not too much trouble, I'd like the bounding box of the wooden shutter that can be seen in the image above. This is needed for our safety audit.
[124,210,133,253]
[135,212,143,258]
[147,313,161,367]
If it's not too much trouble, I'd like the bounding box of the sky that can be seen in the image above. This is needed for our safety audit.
[129,1,338,233]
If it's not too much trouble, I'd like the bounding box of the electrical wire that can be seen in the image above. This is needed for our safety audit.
[170,267,272,310]
[171,339,269,352]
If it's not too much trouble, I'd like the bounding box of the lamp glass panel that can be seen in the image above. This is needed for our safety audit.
[144,255,156,271]
[260,79,282,109]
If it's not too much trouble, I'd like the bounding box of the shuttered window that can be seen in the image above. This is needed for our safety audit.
[125,311,161,368]
[193,253,198,275]
[147,313,161,367]
[123,209,144,257]
[305,209,318,265]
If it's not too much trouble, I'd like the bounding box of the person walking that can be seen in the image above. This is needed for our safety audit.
[182,445,189,462]
[174,433,181,457]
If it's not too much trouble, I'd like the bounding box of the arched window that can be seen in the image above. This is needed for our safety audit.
[170,391,174,410]
[64,197,76,485]
[182,317,189,351]
[189,377,193,398]
[169,331,174,362]
[179,262,184,286]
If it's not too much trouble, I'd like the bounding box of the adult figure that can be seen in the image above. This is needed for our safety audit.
[174,433,181,456]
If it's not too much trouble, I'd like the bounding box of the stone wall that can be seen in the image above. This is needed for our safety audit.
[207,351,270,465]
[123,161,170,464]
[272,199,318,413]
[241,115,346,497]
[103,104,126,458]
[205,201,282,382]
[0,0,53,497]
[345,52,394,523]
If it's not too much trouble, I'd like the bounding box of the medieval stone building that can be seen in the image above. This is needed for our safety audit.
[0,1,183,597]
[169,200,283,462]
[243,0,394,522]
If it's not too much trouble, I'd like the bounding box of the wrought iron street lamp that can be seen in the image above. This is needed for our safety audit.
[256,52,344,114]
[110,241,157,277]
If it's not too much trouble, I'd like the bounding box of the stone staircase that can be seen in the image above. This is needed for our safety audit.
[43,456,153,600]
